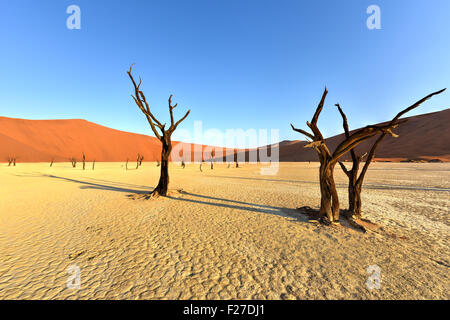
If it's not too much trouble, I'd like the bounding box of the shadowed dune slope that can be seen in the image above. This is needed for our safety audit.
[240,108,450,162]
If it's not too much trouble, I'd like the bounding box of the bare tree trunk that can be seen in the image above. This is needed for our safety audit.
[318,162,339,223]
[50,159,54,167]
[153,139,171,196]
[92,160,95,170]
[126,158,129,170]
[82,153,86,170]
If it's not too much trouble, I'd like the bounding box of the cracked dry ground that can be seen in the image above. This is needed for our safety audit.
[0,162,449,299]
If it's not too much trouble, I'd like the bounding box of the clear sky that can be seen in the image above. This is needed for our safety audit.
[0,0,449,147]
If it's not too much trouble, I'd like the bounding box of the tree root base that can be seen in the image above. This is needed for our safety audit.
[127,189,185,201]
[296,206,384,233]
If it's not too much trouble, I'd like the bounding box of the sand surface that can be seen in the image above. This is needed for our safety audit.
[0,162,448,299]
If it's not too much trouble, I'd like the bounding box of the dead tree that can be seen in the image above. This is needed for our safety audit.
[291,88,406,224]
[128,64,190,197]
[92,160,96,170]
[210,150,215,169]
[181,160,186,168]
[234,149,239,168]
[70,157,77,168]
[50,159,54,167]
[139,155,144,166]
[199,163,203,172]
[156,160,160,167]
[82,153,86,170]
[336,89,445,218]
[126,158,129,170]
[136,153,141,169]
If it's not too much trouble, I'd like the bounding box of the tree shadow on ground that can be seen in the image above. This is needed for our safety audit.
[207,175,450,192]
[14,173,151,194]
[14,173,374,232]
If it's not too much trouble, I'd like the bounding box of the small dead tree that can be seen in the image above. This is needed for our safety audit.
[70,157,77,168]
[136,153,141,169]
[210,150,215,169]
[82,153,86,170]
[50,159,54,167]
[126,158,129,170]
[181,160,185,168]
[291,88,405,224]
[128,64,190,197]
[234,149,239,168]
[92,160,96,170]
[139,155,144,166]
[336,88,445,218]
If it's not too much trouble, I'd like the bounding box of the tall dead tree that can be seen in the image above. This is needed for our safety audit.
[336,89,445,218]
[291,88,406,224]
[128,64,190,197]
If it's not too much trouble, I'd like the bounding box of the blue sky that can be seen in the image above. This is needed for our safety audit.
[0,0,449,146]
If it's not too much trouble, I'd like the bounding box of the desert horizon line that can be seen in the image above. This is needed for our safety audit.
[1,106,448,150]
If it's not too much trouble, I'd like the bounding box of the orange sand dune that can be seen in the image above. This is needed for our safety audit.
[1,108,449,163]
[0,117,234,163]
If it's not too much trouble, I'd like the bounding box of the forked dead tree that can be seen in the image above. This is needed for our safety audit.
[291,88,407,224]
[128,64,190,197]
[336,88,446,218]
